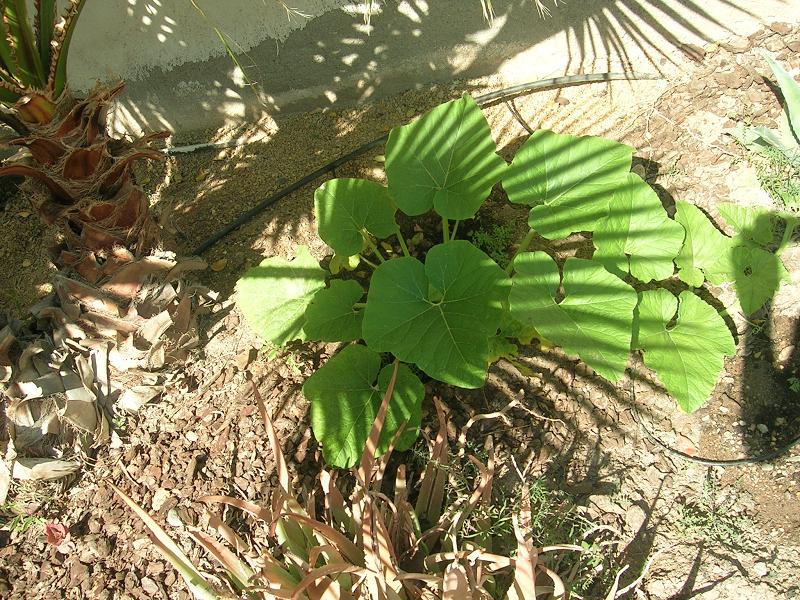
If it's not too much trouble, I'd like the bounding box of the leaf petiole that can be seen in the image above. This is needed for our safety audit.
[394,225,411,257]
[451,220,460,239]
[361,232,386,263]
[442,218,450,243]
[353,302,367,309]
[505,229,537,275]
[359,254,379,269]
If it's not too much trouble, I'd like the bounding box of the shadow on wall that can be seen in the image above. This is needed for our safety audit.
[82,0,777,136]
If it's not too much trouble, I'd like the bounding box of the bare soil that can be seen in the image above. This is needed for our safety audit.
[1,23,800,600]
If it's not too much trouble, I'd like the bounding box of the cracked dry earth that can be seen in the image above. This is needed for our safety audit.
[2,22,800,600]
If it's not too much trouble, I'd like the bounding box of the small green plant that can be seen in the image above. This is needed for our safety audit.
[115,380,583,599]
[728,53,800,209]
[236,94,792,467]
[789,376,800,394]
[0,504,45,535]
[677,477,752,548]
[471,222,517,267]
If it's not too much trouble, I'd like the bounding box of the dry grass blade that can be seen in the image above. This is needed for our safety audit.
[186,527,254,592]
[202,495,273,523]
[320,470,350,531]
[357,360,399,487]
[289,563,365,599]
[415,398,449,522]
[442,561,472,598]
[509,484,537,600]
[110,483,222,600]
[282,513,364,566]
[253,382,291,494]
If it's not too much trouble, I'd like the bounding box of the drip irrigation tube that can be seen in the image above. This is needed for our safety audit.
[188,71,660,255]
[630,379,800,466]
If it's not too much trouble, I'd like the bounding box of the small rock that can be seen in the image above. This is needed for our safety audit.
[21,259,32,268]
[777,345,795,365]
[151,488,171,512]
[210,258,227,272]
[770,22,791,36]
[141,577,159,595]
[555,96,570,106]
[764,37,785,52]
[757,423,768,434]
[185,431,199,443]
[721,35,751,53]
[787,40,800,53]
[753,561,769,577]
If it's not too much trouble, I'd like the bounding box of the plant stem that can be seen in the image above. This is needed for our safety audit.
[451,220,460,239]
[359,254,379,269]
[395,225,411,257]
[504,229,536,275]
[353,302,367,309]
[777,214,798,254]
[362,233,386,263]
[442,218,450,243]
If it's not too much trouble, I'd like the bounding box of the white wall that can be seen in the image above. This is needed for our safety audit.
[66,0,797,135]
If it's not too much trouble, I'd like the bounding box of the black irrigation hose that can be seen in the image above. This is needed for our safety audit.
[629,379,800,466]
[190,71,660,255]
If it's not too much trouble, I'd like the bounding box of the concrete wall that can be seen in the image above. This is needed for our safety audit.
[66,0,797,136]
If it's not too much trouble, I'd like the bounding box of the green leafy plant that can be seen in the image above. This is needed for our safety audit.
[114,380,585,599]
[728,52,800,167]
[789,376,800,394]
[471,222,517,267]
[237,93,792,466]
[728,53,800,209]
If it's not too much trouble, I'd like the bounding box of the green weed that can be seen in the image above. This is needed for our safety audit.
[677,476,752,548]
[469,222,517,267]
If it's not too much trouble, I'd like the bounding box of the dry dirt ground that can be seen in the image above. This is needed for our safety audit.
[1,23,800,600]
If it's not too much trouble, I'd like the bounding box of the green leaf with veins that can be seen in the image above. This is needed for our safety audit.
[314,178,397,256]
[509,252,637,381]
[304,279,364,342]
[236,246,327,346]
[503,130,634,239]
[362,241,510,388]
[304,345,424,468]
[385,94,507,220]
[593,174,685,282]
[674,201,735,286]
[633,290,735,413]
[717,202,776,247]
[731,245,785,315]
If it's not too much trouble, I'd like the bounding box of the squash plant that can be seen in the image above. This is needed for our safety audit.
[236,94,793,468]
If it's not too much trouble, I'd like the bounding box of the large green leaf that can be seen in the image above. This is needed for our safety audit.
[633,290,735,412]
[385,94,507,220]
[304,345,424,468]
[717,202,776,247]
[509,252,637,381]
[314,178,397,256]
[673,201,734,287]
[503,130,634,239]
[235,246,327,346]
[362,241,510,388]
[731,245,785,315]
[304,279,364,342]
[593,174,685,282]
